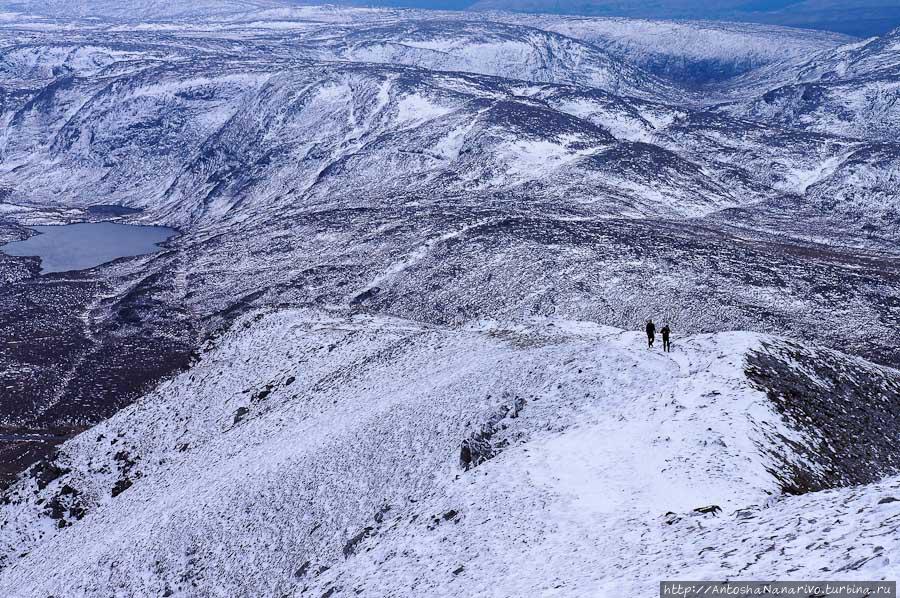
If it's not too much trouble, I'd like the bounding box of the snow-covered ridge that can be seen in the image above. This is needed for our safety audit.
[1,310,898,595]
[0,2,853,89]
[0,54,751,226]
[1,0,283,20]
[0,6,897,595]
[721,28,900,139]
[1,6,895,242]
[319,19,680,101]
[490,13,853,86]
[2,30,895,238]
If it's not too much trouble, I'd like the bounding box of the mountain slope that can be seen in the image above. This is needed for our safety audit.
[0,45,751,226]
[467,0,900,37]
[0,7,898,594]
[0,7,899,491]
[722,28,900,140]
[1,21,892,234]
[1,311,898,595]
[298,19,683,100]
[494,14,853,86]
[1,0,280,20]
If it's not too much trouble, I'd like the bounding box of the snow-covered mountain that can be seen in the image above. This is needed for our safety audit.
[722,27,900,140]
[1,14,896,235]
[493,14,853,86]
[467,0,900,38]
[2,0,280,20]
[0,3,899,596]
[2,311,899,596]
[300,19,684,100]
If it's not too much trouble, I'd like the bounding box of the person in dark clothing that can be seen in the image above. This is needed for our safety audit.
[645,320,655,348]
[661,324,671,352]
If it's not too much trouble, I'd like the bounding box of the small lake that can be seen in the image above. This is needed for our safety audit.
[0,222,177,274]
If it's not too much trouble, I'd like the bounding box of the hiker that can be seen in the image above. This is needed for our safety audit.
[645,319,655,348]
[661,324,671,352]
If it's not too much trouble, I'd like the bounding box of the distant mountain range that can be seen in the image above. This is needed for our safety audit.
[5,0,900,35]
[300,0,900,37]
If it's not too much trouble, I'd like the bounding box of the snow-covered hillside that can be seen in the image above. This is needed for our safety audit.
[0,3,898,595]
[2,0,280,20]
[495,14,853,86]
[1,15,896,238]
[308,19,682,100]
[723,28,900,140]
[1,310,898,596]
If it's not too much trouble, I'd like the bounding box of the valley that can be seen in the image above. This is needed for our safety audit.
[0,2,897,595]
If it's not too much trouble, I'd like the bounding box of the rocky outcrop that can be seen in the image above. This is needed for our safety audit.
[746,340,900,494]
[459,396,526,470]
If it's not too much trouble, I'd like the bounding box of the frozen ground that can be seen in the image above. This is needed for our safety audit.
[0,3,897,595]
[0,310,898,596]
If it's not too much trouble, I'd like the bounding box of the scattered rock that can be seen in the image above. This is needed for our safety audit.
[343,527,374,558]
[233,406,250,424]
[693,505,722,515]
[111,478,133,497]
[460,397,526,470]
[878,496,898,504]
[351,287,380,305]
[44,484,86,522]
[734,507,759,520]
[374,503,391,523]
[460,434,493,471]
[45,496,67,520]
[509,397,526,419]
[114,451,136,468]
[30,456,70,491]
[252,384,274,402]
[111,451,139,497]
